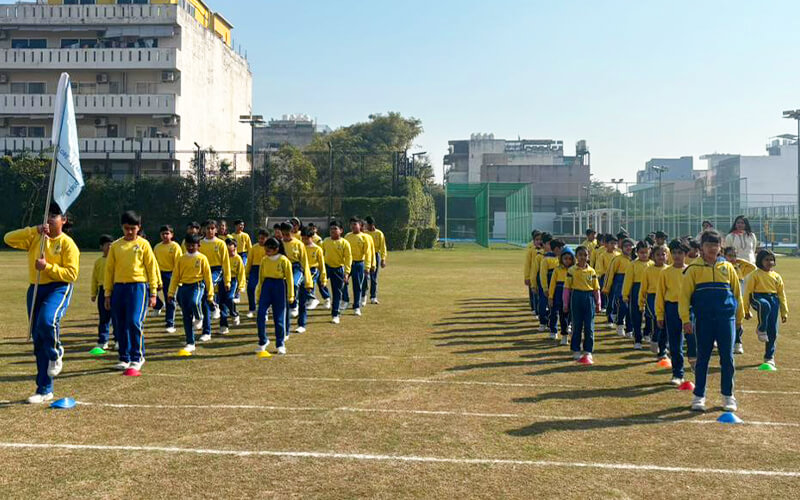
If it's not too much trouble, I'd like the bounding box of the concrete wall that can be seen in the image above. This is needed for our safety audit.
[739,144,798,208]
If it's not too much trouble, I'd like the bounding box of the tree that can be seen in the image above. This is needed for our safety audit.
[273,145,316,215]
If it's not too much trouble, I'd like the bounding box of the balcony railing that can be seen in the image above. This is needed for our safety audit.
[0,94,177,115]
[0,137,176,159]
[0,3,178,25]
[0,48,179,70]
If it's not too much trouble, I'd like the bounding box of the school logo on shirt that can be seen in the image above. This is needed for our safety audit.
[194,259,201,269]
[718,265,729,279]
[52,242,62,255]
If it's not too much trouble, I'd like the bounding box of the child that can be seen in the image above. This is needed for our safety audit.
[603,238,633,337]
[232,219,252,303]
[168,234,215,354]
[622,240,652,349]
[91,234,114,351]
[581,229,598,253]
[654,231,672,264]
[3,203,80,403]
[724,246,756,354]
[153,225,182,334]
[218,219,229,238]
[533,232,554,332]
[657,240,689,385]
[255,237,295,355]
[357,218,377,308]
[596,234,620,324]
[680,230,744,412]
[308,223,330,308]
[744,250,788,368]
[686,238,703,266]
[290,217,303,240]
[342,217,375,316]
[524,230,541,316]
[273,223,283,240]
[103,211,159,373]
[280,222,313,331]
[245,230,269,319]
[548,246,574,345]
[198,219,231,341]
[641,244,668,357]
[180,221,201,253]
[527,231,546,328]
[309,223,323,245]
[322,220,353,324]
[219,238,246,335]
[564,246,602,363]
[539,238,564,340]
[364,216,388,305]
[297,226,327,332]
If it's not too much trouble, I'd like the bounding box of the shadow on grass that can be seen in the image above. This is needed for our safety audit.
[513,382,673,404]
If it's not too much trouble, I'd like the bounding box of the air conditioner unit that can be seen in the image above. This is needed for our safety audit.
[162,116,178,127]
[94,117,108,127]
[96,73,109,84]
[0,31,8,41]
[0,73,8,84]
[161,71,176,82]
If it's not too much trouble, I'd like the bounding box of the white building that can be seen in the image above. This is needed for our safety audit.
[0,0,253,178]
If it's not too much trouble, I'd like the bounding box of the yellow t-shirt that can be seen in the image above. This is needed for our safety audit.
[3,227,80,285]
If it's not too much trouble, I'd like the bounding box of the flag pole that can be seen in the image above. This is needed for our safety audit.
[27,77,68,342]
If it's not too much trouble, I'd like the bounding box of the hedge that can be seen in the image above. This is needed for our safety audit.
[415,227,439,249]
[405,228,417,250]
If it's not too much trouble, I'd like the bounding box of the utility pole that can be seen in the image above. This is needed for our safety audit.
[652,165,668,230]
[782,109,800,245]
[239,114,265,228]
[328,141,334,221]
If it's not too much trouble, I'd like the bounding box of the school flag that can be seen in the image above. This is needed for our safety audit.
[50,72,84,213]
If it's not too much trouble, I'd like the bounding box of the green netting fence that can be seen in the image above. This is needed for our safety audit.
[444,182,532,247]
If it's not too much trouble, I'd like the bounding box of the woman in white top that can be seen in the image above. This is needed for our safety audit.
[695,220,714,242]
[724,215,758,264]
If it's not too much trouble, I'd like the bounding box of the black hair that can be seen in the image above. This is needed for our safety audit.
[729,215,752,235]
[99,234,114,246]
[620,238,635,253]
[279,221,293,232]
[559,250,574,266]
[575,245,589,257]
[265,237,286,255]
[668,238,689,253]
[606,234,618,242]
[635,240,651,253]
[301,226,315,238]
[329,220,342,229]
[48,202,64,216]
[586,228,596,236]
[225,238,236,248]
[644,236,655,246]
[702,220,713,227]
[120,210,141,226]
[187,221,200,230]
[184,234,201,246]
[651,244,668,259]
[654,231,668,239]
[290,217,301,227]
[540,232,553,244]
[203,219,217,228]
[723,246,737,257]
[365,216,375,225]
[550,239,565,251]
[686,237,701,250]
[531,230,541,239]
[349,217,361,225]
[616,231,629,240]
[159,225,173,234]
[308,223,317,229]
[233,219,244,226]
[596,234,607,244]
[273,223,282,230]
[700,229,722,245]
[257,229,270,238]
[755,249,776,270]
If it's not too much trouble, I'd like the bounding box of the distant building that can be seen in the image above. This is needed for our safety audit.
[253,114,329,152]
[636,156,694,184]
[0,0,252,178]
[444,134,591,214]
[629,156,700,213]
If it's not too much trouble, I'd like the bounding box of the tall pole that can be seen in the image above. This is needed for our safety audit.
[796,118,799,245]
[250,122,255,228]
[444,162,448,247]
[328,142,334,221]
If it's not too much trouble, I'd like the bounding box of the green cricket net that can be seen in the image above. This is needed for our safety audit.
[444,183,532,247]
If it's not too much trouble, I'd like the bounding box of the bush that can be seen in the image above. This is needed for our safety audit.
[415,227,439,249]
[341,196,411,251]
[405,227,417,250]
[384,225,409,251]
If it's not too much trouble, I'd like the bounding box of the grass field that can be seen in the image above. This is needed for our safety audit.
[1,245,800,498]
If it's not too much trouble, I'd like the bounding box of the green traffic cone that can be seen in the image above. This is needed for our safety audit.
[89,347,106,356]
[758,362,777,372]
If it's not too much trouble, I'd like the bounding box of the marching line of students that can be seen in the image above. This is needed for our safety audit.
[524,227,789,414]
[4,210,388,404]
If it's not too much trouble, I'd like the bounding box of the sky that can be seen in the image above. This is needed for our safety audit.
[206,0,800,183]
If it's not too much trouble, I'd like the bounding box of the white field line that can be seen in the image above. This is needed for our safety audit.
[73,401,800,428]
[1,442,799,478]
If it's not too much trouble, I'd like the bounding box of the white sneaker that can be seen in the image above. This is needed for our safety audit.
[114,361,130,371]
[291,307,299,318]
[247,311,255,319]
[96,343,109,350]
[166,327,177,334]
[691,395,706,412]
[152,308,161,316]
[199,334,211,342]
[617,325,625,337]
[277,346,287,355]
[255,343,268,353]
[219,327,230,335]
[643,335,651,343]
[325,299,332,309]
[370,298,379,305]
[734,343,744,354]
[670,377,684,386]
[722,395,738,412]
[212,305,221,320]
[233,316,241,326]
[361,298,367,307]
[295,326,306,334]
[27,393,54,404]
[130,359,145,371]
[549,331,557,340]
[307,298,320,310]
[354,308,362,317]
[233,297,241,304]
[340,301,349,311]
[47,357,63,377]
[193,319,203,330]
[183,344,196,353]
[567,324,572,335]
[634,343,643,350]
[560,335,569,346]
[765,358,776,368]
[331,316,340,325]
[538,324,547,332]
[757,330,768,342]
[572,351,582,360]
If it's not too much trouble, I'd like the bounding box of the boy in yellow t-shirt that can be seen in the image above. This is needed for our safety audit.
[153,224,182,334]
[91,234,115,352]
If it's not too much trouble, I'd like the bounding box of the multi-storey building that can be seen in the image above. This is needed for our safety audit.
[253,114,331,153]
[0,0,252,178]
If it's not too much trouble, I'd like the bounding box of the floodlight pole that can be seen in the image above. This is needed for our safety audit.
[240,114,265,228]
[784,110,800,245]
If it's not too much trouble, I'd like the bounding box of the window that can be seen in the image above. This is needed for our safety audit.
[9,82,46,94]
[107,124,118,138]
[118,0,149,4]
[9,126,44,138]
[28,126,45,138]
[11,39,47,49]
[60,38,98,49]
[65,0,97,4]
